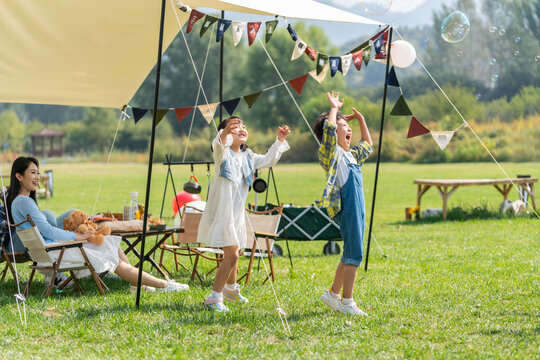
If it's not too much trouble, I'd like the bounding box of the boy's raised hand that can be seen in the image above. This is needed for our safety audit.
[345,107,365,123]
[277,125,291,142]
[327,91,344,110]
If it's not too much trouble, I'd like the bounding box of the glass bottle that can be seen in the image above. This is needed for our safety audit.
[130,192,139,221]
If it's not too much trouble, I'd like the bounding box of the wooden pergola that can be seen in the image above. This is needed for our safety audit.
[29,128,64,157]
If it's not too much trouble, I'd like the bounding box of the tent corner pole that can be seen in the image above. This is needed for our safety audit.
[364,26,393,272]
[219,10,224,122]
[136,0,167,307]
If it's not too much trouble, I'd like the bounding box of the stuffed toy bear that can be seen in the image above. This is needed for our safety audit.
[63,210,111,245]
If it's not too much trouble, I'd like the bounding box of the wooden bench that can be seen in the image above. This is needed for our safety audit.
[414,178,537,220]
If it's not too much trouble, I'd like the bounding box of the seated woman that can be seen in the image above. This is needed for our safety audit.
[6,156,188,293]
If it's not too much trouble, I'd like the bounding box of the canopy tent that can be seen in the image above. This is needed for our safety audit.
[0,0,382,109]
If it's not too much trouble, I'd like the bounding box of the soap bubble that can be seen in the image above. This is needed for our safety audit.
[491,74,498,82]
[441,11,470,43]
[489,58,496,65]
[498,28,505,36]
[536,56,540,62]
[514,50,520,56]
[360,0,392,16]
[514,36,521,43]
[475,93,482,100]
[457,50,463,57]
[489,25,497,33]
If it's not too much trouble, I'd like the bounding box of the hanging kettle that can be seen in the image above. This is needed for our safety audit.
[252,170,267,194]
[183,174,202,194]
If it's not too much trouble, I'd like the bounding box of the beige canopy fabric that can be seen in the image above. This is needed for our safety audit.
[0,0,188,109]
[0,0,382,109]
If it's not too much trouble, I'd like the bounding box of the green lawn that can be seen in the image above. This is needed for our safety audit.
[1,161,539,359]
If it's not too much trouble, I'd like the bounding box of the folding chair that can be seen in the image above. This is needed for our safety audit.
[239,204,283,285]
[159,206,223,284]
[14,215,108,297]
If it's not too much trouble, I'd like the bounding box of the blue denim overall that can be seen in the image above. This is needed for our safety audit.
[335,156,365,267]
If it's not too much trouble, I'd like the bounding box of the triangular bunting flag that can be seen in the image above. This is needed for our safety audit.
[309,63,329,84]
[373,33,384,54]
[363,44,372,66]
[186,9,205,34]
[430,131,455,150]
[352,49,363,71]
[316,54,329,75]
[287,24,298,41]
[390,95,412,116]
[350,40,369,54]
[222,98,241,115]
[247,22,261,46]
[200,15,218,37]
[232,21,246,46]
[291,38,307,60]
[216,19,231,42]
[150,109,169,125]
[265,20,278,43]
[289,74,309,95]
[174,107,193,123]
[243,91,263,108]
[386,66,400,87]
[305,46,317,61]
[407,116,430,138]
[370,27,388,41]
[198,103,219,124]
[329,56,342,77]
[341,54,353,75]
[132,108,148,124]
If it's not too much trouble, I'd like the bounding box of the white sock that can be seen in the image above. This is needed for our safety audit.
[342,297,354,305]
[224,283,237,291]
[210,290,223,299]
[330,291,341,299]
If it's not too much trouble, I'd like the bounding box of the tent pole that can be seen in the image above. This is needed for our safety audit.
[136,0,167,307]
[219,10,224,122]
[364,26,393,272]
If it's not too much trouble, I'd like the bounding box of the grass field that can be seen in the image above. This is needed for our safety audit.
[1,161,539,359]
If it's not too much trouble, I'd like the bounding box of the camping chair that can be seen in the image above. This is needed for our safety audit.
[159,206,223,284]
[0,195,31,283]
[14,215,108,297]
[238,204,283,285]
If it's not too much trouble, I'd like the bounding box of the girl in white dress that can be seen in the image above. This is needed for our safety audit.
[199,116,290,312]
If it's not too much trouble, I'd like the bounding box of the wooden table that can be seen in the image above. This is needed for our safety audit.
[111,227,183,277]
[414,178,537,220]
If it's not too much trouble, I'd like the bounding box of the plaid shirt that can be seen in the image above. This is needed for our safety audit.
[316,120,372,219]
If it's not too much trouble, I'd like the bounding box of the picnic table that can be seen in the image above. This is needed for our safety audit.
[111,226,183,277]
[414,178,537,220]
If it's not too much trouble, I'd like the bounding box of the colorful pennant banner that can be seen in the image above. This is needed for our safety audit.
[174,107,194,123]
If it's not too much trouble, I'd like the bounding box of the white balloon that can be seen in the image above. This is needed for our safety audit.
[390,40,416,68]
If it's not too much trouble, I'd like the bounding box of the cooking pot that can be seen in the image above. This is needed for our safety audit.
[183,175,202,194]
[253,178,267,193]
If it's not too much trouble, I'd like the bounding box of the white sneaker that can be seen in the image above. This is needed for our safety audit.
[204,296,230,312]
[321,290,340,311]
[337,301,368,316]
[44,273,73,289]
[157,280,189,292]
[130,285,156,293]
[223,285,249,303]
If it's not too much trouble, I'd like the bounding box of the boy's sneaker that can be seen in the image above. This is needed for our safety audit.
[337,301,368,316]
[130,285,156,293]
[321,290,340,311]
[44,273,73,289]
[223,285,249,303]
[157,280,189,292]
[204,296,230,312]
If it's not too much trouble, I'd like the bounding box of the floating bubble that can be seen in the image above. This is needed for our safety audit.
[489,25,498,33]
[514,36,521,43]
[441,11,470,43]
[536,56,540,62]
[457,50,463,57]
[475,93,482,100]
[514,50,520,56]
[491,74,499,82]
[360,0,393,16]
[489,58,496,65]
[498,28,505,36]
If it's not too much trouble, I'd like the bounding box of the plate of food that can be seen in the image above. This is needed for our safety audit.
[149,217,166,230]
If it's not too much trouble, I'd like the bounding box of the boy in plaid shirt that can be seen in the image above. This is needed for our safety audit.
[313,91,372,315]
